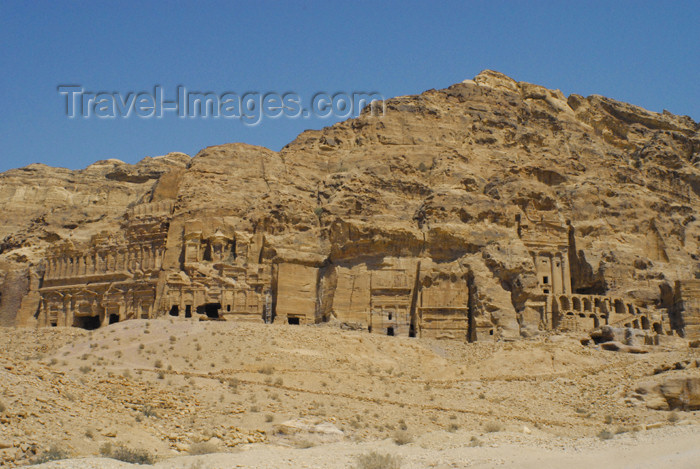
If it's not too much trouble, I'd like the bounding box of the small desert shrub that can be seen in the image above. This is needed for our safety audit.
[33,445,70,464]
[141,404,158,418]
[249,405,259,413]
[469,436,483,447]
[393,430,413,445]
[355,451,401,469]
[597,429,614,440]
[154,359,163,369]
[274,377,283,386]
[157,371,165,380]
[484,421,502,433]
[258,364,274,375]
[101,442,155,464]
[447,423,459,432]
[79,365,91,374]
[49,358,58,366]
[0,400,5,413]
[169,336,177,343]
[478,392,486,399]
[188,441,218,455]
[604,414,614,424]
[85,428,94,439]
[668,411,680,423]
[294,439,316,449]
[265,414,275,423]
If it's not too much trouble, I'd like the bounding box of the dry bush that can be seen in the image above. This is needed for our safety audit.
[294,439,316,449]
[188,441,219,455]
[33,445,69,464]
[258,364,275,375]
[141,404,158,418]
[393,430,413,445]
[355,451,401,469]
[484,421,502,433]
[597,429,614,440]
[100,442,155,464]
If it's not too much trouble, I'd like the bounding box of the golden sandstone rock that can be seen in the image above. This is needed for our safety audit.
[0,70,699,343]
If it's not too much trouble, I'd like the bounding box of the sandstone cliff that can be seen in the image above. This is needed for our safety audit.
[1,71,698,339]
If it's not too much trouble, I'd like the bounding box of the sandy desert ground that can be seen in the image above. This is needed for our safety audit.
[1,319,698,468]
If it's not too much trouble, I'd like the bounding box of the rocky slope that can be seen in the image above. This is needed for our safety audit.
[0,70,698,334]
[1,320,698,466]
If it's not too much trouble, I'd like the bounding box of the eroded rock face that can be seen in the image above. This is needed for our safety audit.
[633,376,700,410]
[1,70,699,341]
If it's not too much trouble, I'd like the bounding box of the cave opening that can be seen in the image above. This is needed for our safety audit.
[169,305,179,317]
[198,303,221,319]
[74,315,101,330]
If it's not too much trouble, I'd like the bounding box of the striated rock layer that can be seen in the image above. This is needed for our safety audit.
[1,70,699,340]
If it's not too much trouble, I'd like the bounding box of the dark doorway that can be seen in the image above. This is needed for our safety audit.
[287,317,300,325]
[387,327,394,336]
[185,305,192,318]
[169,305,179,317]
[109,314,120,324]
[200,303,221,319]
[74,315,101,330]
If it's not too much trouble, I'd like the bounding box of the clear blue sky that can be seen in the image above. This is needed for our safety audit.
[1,0,698,172]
